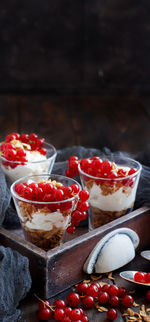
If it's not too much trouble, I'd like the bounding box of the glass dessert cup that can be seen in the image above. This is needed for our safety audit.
[11,174,81,251]
[0,142,57,185]
[78,155,142,230]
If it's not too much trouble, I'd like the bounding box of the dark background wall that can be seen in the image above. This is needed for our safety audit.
[0,0,150,154]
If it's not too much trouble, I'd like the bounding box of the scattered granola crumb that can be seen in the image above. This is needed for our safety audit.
[91,274,102,281]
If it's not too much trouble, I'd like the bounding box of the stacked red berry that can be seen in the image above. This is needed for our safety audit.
[75,282,134,321]
[134,271,150,284]
[65,155,137,187]
[14,179,89,234]
[37,295,89,321]
[36,280,136,321]
[0,132,46,168]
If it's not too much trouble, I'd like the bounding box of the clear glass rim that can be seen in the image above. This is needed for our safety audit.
[11,173,81,205]
[78,156,142,181]
[0,141,57,165]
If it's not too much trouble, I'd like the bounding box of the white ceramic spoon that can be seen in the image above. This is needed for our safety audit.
[120,270,150,286]
[140,250,150,262]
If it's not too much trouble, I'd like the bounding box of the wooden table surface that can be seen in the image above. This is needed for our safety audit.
[18,252,150,321]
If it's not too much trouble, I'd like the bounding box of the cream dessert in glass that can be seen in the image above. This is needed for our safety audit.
[65,154,142,230]
[78,155,142,229]
[11,174,83,250]
[0,132,56,184]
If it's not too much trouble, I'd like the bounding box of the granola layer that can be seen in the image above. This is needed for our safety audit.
[23,224,64,250]
[89,205,133,229]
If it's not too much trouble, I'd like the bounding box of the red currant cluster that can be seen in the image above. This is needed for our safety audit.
[36,281,137,321]
[75,282,134,320]
[37,294,89,321]
[15,181,89,233]
[134,271,150,284]
[0,132,46,168]
[65,156,137,187]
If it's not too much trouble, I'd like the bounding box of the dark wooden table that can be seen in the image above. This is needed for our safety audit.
[18,252,150,321]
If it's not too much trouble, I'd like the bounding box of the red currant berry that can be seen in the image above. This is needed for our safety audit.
[55,189,64,201]
[28,133,38,141]
[91,158,102,170]
[4,149,17,161]
[79,211,87,221]
[66,292,80,307]
[63,186,73,198]
[81,316,89,322]
[38,148,47,155]
[38,308,52,320]
[76,282,89,295]
[61,316,71,322]
[91,282,101,292]
[53,299,66,309]
[98,291,110,304]
[65,168,76,178]
[146,290,150,302]
[5,134,16,142]
[101,160,112,173]
[11,132,20,139]
[70,184,80,194]
[118,287,127,298]
[68,155,79,162]
[107,308,117,321]
[69,160,79,173]
[122,295,134,307]
[36,138,45,147]
[54,308,65,321]
[80,158,91,171]
[128,168,137,175]
[134,272,146,283]
[67,225,76,234]
[77,201,89,212]
[43,194,51,202]
[17,149,26,158]
[20,134,29,143]
[108,285,119,296]
[82,296,94,309]
[145,273,150,284]
[69,308,82,321]
[79,190,89,202]
[109,295,120,307]
[38,300,50,311]
[64,306,72,316]
[23,187,33,200]
[86,284,99,298]
[101,284,110,293]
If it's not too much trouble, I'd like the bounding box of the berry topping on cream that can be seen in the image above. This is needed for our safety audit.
[11,175,89,249]
[0,133,56,183]
[65,155,141,229]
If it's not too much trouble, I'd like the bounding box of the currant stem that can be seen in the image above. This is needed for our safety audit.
[34,293,55,312]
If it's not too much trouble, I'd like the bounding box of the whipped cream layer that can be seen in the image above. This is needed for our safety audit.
[1,150,49,183]
[88,182,138,212]
[21,211,69,231]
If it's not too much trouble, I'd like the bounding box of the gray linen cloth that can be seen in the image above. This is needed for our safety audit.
[0,246,32,322]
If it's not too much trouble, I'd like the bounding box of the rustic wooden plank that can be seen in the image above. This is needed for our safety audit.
[0,1,149,94]
[0,96,150,154]
[19,253,150,321]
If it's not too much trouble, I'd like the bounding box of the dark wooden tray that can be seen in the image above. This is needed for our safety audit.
[0,206,150,298]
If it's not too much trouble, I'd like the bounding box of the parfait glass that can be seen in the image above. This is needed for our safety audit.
[0,142,57,185]
[78,155,142,230]
[11,174,81,251]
